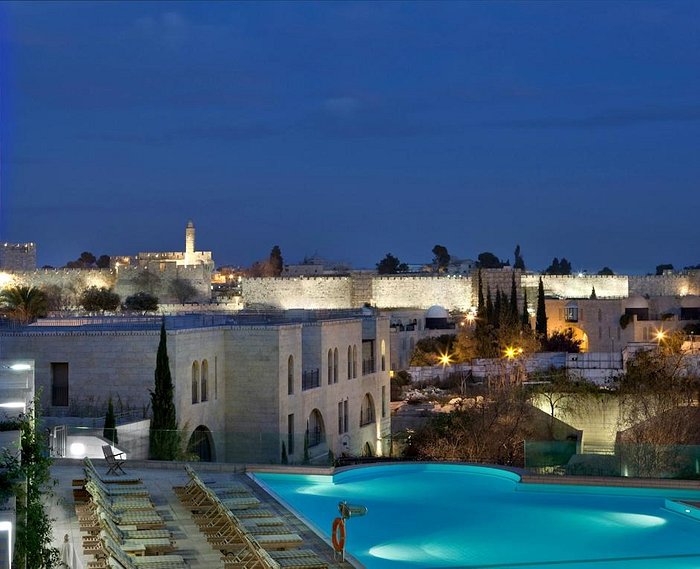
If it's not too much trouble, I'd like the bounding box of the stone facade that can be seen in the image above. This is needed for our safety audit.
[0,243,36,271]
[0,312,391,464]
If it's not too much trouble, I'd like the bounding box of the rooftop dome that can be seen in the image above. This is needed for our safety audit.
[426,305,449,319]
[626,295,649,309]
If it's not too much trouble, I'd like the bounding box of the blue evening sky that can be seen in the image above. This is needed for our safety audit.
[0,1,698,273]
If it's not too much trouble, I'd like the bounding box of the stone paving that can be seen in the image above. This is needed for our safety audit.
[48,461,355,569]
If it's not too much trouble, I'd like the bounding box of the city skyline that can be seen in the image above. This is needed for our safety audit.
[0,2,698,272]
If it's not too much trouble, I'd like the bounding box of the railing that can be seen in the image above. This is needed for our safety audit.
[302,369,320,391]
[362,359,375,375]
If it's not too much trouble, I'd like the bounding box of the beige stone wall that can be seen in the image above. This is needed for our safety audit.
[371,275,472,311]
[241,277,354,309]
[0,269,116,304]
[629,271,700,297]
[522,274,629,302]
[114,265,212,303]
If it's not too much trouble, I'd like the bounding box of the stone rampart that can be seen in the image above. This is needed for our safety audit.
[521,274,629,300]
[241,276,353,309]
[371,275,472,311]
[629,271,700,297]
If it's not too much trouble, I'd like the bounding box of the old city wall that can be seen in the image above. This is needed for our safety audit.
[0,269,116,305]
[629,271,700,297]
[521,274,629,301]
[241,277,354,309]
[371,275,472,311]
[114,265,212,303]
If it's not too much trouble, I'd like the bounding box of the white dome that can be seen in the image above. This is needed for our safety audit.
[626,295,649,309]
[426,305,449,319]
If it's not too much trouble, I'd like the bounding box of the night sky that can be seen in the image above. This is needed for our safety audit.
[0,1,698,273]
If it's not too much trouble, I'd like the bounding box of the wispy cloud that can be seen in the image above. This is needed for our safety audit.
[485,105,700,129]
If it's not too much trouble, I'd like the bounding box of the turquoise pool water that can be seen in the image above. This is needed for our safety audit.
[253,464,700,568]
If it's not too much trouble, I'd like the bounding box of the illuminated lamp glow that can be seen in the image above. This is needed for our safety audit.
[0,520,12,567]
[9,363,31,371]
[69,443,87,457]
[0,402,25,409]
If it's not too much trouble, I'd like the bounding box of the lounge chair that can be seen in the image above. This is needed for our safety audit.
[102,445,127,476]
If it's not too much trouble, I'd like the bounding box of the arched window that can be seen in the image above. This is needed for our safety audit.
[352,345,358,379]
[381,340,386,372]
[201,359,208,402]
[288,355,294,395]
[333,348,338,383]
[307,409,325,447]
[347,346,352,379]
[360,393,376,426]
[191,361,199,404]
[327,349,333,385]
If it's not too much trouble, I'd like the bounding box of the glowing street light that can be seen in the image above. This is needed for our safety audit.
[438,352,453,367]
[654,329,667,343]
[503,346,523,360]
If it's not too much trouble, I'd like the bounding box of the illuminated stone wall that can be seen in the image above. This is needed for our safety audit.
[241,276,354,309]
[371,275,472,311]
[521,274,629,301]
[629,271,700,297]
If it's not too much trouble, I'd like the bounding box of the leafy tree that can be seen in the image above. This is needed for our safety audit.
[542,328,582,353]
[41,284,68,312]
[509,273,518,324]
[80,286,121,312]
[149,320,179,460]
[597,266,614,276]
[96,254,111,269]
[544,257,572,275]
[0,285,48,323]
[103,396,118,445]
[66,251,99,268]
[432,245,450,273]
[535,277,547,338]
[169,278,198,303]
[477,251,503,269]
[2,397,61,568]
[409,335,456,366]
[655,264,674,276]
[133,270,162,295]
[376,253,409,274]
[269,245,284,277]
[124,292,159,312]
[513,245,525,270]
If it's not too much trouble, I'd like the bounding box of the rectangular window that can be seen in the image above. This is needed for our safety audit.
[51,362,69,407]
[382,386,387,418]
[287,414,294,455]
[338,402,343,435]
[343,400,349,433]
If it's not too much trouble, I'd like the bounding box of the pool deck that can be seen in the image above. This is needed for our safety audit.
[49,460,356,569]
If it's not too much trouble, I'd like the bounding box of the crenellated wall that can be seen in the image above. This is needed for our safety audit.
[629,271,700,297]
[371,275,472,311]
[241,276,354,309]
[522,274,629,301]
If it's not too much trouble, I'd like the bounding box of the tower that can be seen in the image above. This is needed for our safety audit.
[185,220,195,255]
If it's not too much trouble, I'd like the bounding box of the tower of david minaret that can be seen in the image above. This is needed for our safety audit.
[185,220,195,264]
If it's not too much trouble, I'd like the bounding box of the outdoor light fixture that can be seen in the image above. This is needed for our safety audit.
[69,443,86,457]
[654,329,667,342]
[9,363,31,371]
[0,402,25,409]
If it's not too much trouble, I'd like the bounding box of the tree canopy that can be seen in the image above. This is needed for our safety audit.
[477,251,504,269]
[432,245,450,273]
[124,292,159,312]
[544,257,572,275]
[269,246,284,276]
[513,245,525,270]
[376,253,409,274]
[535,277,547,338]
[149,321,179,460]
[80,286,121,312]
[65,251,111,269]
[0,285,48,323]
[169,278,198,303]
[655,264,674,276]
[597,266,614,276]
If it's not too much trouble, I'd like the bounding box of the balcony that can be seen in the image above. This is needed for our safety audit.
[301,369,320,391]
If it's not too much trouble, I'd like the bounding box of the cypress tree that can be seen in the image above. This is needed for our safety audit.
[509,272,518,323]
[493,288,502,329]
[536,277,547,338]
[590,286,597,299]
[477,270,485,316]
[303,423,310,464]
[486,287,494,326]
[281,442,288,464]
[150,320,179,460]
[103,396,118,445]
[521,290,530,329]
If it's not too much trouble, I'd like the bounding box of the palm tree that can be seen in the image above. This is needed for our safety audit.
[0,285,48,324]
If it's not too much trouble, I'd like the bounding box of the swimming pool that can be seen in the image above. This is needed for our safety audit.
[253,464,700,568]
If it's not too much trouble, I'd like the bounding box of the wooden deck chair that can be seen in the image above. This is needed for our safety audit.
[103,445,127,476]
[85,457,142,485]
